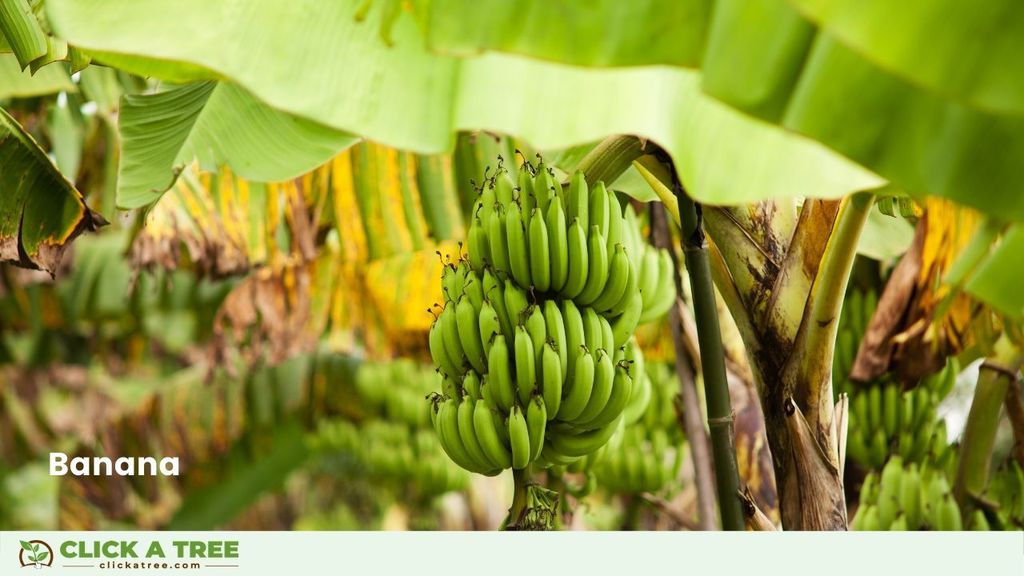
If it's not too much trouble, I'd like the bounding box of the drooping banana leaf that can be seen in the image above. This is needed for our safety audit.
[0,53,73,98]
[0,106,104,273]
[701,0,1024,222]
[788,0,1024,117]
[425,0,711,67]
[0,0,84,72]
[48,0,882,208]
[116,81,358,209]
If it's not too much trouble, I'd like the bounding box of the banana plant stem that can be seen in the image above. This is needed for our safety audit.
[653,148,744,531]
[651,203,718,530]
[508,467,530,528]
[955,336,1023,511]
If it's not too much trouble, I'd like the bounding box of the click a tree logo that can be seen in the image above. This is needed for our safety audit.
[18,541,53,570]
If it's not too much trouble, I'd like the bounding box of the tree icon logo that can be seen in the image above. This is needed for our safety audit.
[18,541,53,569]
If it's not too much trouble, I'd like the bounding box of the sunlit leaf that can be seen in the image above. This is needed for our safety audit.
[0,0,48,69]
[964,226,1024,318]
[49,0,881,207]
[702,0,1024,222]
[426,0,711,67]
[788,0,1024,117]
[117,81,358,209]
[0,53,73,98]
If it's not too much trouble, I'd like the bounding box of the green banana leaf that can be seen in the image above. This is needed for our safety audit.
[426,0,711,67]
[0,53,73,98]
[963,226,1024,318]
[0,106,104,273]
[48,0,881,208]
[788,0,1024,117]
[0,0,77,72]
[0,0,50,69]
[117,81,358,209]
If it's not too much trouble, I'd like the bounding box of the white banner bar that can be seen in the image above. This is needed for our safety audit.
[3,531,1022,575]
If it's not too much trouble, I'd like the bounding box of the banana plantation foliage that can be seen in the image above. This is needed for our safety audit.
[2,0,1024,534]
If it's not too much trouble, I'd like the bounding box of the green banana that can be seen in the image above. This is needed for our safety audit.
[508,404,532,469]
[637,248,659,307]
[611,292,643,348]
[456,296,487,374]
[524,305,547,360]
[547,195,569,292]
[439,304,466,376]
[526,395,547,461]
[559,346,595,421]
[488,334,515,411]
[563,219,589,299]
[495,169,515,205]
[566,171,589,232]
[504,282,529,328]
[518,167,535,215]
[591,244,630,313]
[543,300,568,382]
[458,398,499,475]
[547,415,623,458]
[467,216,488,271]
[533,165,553,213]
[429,318,459,378]
[622,368,651,424]
[582,306,605,355]
[478,299,501,356]
[583,360,634,429]
[487,205,511,277]
[540,341,563,419]
[463,370,481,400]
[638,249,675,324]
[561,299,585,381]
[589,181,610,240]
[883,384,898,437]
[438,399,484,473]
[528,207,551,292]
[474,401,512,469]
[604,188,623,256]
[900,464,922,528]
[576,225,609,306]
[505,201,532,288]
[514,325,537,405]
[575,349,615,425]
[463,273,484,312]
[482,268,513,339]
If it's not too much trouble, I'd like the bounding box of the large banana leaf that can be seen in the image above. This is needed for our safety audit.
[0,106,104,273]
[0,53,73,98]
[426,0,710,67]
[788,0,1024,117]
[117,81,358,209]
[47,0,880,207]
[701,0,1024,222]
[0,0,50,69]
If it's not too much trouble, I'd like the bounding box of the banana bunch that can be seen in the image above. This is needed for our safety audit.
[355,359,436,428]
[851,457,964,530]
[593,362,686,494]
[313,419,470,497]
[833,288,878,398]
[619,204,677,324]
[429,158,658,474]
[845,360,958,471]
[985,461,1024,529]
[594,427,684,494]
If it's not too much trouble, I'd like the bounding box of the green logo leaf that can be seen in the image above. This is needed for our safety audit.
[19,541,33,552]
[35,551,49,563]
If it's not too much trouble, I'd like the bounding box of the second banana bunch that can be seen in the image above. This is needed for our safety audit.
[428,158,669,475]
